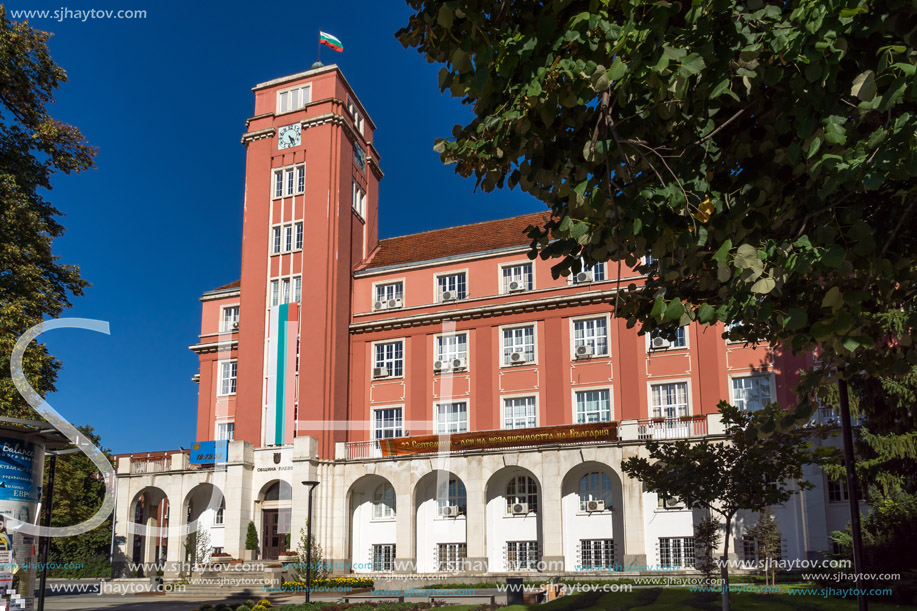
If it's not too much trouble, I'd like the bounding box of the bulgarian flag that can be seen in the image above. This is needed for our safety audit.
[319,31,343,52]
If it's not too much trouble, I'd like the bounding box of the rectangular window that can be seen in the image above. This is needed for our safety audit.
[659,537,695,568]
[437,273,467,301]
[504,396,537,430]
[352,181,366,217]
[502,325,535,365]
[573,261,606,283]
[217,422,235,441]
[373,408,403,440]
[285,168,294,196]
[651,327,687,349]
[372,544,395,572]
[293,276,301,303]
[354,143,366,172]
[221,306,240,333]
[437,543,467,572]
[651,382,689,419]
[506,541,540,571]
[375,282,403,303]
[284,225,293,252]
[573,317,609,356]
[436,333,468,362]
[828,476,849,503]
[277,85,311,114]
[274,171,283,198]
[580,539,615,570]
[280,278,290,304]
[502,263,533,292]
[272,227,282,254]
[219,361,237,396]
[374,341,404,377]
[270,280,280,307]
[436,402,468,434]
[295,222,303,250]
[732,375,772,411]
[296,165,305,193]
[575,389,611,423]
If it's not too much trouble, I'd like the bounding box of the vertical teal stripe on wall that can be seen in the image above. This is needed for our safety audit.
[275,303,287,446]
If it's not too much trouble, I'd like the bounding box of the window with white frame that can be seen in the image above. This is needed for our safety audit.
[221,306,240,333]
[374,341,404,377]
[272,164,305,198]
[372,482,396,519]
[575,389,611,423]
[650,327,687,349]
[352,180,366,217]
[651,382,689,419]
[437,478,467,517]
[732,375,772,411]
[436,402,468,434]
[659,537,695,568]
[506,541,540,571]
[503,396,537,430]
[505,475,538,513]
[373,408,403,440]
[347,98,365,135]
[277,85,311,114]
[502,325,535,365]
[572,260,606,283]
[218,361,237,396]
[436,333,468,362]
[214,499,225,525]
[372,544,395,571]
[216,422,235,441]
[437,272,467,301]
[437,543,467,572]
[827,475,849,503]
[271,222,304,254]
[580,539,615,569]
[578,472,613,511]
[375,282,403,303]
[269,276,301,306]
[573,317,608,356]
[502,263,533,292]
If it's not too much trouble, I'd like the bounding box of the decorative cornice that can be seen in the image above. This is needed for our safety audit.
[368,157,384,180]
[189,340,239,355]
[200,287,241,302]
[245,112,274,128]
[241,127,276,146]
[349,288,621,334]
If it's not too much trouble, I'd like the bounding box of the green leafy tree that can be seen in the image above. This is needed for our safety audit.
[0,7,95,420]
[46,425,113,577]
[694,515,722,583]
[622,403,826,610]
[294,519,327,584]
[745,509,782,586]
[245,521,259,552]
[397,0,917,424]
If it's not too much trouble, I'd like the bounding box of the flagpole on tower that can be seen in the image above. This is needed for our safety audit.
[316,31,322,65]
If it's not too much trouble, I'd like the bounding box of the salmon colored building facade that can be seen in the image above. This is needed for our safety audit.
[112,65,858,578]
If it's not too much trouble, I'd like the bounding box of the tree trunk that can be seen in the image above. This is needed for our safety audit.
[720,515,732,611]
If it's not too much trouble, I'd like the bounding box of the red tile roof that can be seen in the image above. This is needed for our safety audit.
[364,212,549,269]
[212,280,241,291]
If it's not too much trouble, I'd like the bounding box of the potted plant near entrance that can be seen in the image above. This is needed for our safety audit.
[244,521,259,561]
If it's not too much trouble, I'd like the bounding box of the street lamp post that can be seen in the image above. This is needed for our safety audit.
[302,481,320,604]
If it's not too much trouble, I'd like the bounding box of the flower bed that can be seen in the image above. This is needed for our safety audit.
[280,577,374,591]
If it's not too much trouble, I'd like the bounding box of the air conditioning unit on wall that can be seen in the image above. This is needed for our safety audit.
[652,336,671,350]
[451,358,467,371]
[387,298,403,309]
[372,367,390,379]
[441,505,462,517]
[575,271,593,283]
[510,502,529,515]
[441,290,457,302]
[509,351,527,364]
[586,499,606,512]
[575,345,594,359]
[508,280,524,292]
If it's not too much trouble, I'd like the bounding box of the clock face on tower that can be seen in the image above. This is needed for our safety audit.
[277,123,301,150]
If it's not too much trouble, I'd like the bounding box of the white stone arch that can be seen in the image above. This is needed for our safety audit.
[129,486,170,566]
[485,466,543,572]
[414,470,468,573]
[181,483,225,564]
[257,480,292,559]
[560,461,624,572]
[346,474,396,573]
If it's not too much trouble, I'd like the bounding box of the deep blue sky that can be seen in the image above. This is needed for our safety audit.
[12,1,542,454]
